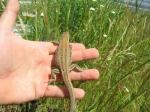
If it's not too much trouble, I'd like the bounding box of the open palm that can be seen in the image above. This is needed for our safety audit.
[0,0,99,104]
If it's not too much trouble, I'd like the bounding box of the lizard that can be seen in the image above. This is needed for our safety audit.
[51,32,83,112]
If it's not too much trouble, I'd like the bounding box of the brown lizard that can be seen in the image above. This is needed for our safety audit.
[51,32,83,112]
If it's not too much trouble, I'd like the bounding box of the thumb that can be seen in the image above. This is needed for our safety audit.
[0,0,20,31]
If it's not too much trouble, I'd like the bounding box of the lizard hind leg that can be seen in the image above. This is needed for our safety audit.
[70,64,84,72]
[50,68,60,83]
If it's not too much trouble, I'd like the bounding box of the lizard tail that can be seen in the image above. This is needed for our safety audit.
[65,80,76,112]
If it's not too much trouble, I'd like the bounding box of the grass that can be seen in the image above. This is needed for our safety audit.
[0,0,150,112]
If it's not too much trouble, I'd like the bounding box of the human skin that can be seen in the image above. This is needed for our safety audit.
[0,0,99,104]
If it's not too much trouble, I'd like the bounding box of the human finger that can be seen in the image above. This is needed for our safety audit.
[51,48,99,66]
[27,41,85,54]
[44,86,85,99]
[72,48,99,61]
[55,69,99,81]
[0,0,19,31]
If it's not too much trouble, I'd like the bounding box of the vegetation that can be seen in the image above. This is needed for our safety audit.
[0,0,150,112]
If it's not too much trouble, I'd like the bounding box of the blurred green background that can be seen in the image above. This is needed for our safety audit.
[0,0,150,112]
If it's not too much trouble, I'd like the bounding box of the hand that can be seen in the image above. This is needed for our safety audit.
[0,0,99,104]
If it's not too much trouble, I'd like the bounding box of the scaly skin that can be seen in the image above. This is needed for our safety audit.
[55,32,75,112]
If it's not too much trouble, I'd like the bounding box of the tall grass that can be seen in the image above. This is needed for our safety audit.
[0,0,150,112]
